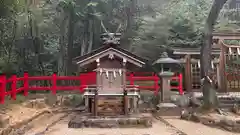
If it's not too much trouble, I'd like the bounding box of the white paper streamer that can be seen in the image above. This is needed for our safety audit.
[106,70,109,78]
[100,68,102,75]
[113,70,116,78]
[119,69,122,76]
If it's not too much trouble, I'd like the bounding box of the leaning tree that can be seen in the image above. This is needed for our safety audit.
[200,0,228,110]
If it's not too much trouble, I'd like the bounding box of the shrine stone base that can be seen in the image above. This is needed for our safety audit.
[156,103,182,116]
[68,113,152,128]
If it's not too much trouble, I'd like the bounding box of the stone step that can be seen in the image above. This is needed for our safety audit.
[98,111,124,116]
[156,107,182,116]
[198,97,238,101]
[98,100,123,105]
[98,96,123,100]
[197,97,239,108]
[68,115,152,128]
[219,101,238,105]
[219,103,234,108]
[95,97,124,103]
[157,103,182,116]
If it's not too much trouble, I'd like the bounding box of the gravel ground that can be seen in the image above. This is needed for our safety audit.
[25,114,182,135]
[24,114,240,135]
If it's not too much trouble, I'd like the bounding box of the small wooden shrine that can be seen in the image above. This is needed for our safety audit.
[73,33,146,116]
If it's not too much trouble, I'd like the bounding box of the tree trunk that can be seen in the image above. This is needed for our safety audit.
[123,0,136,50]
[67,8,75,75]
[7,15,17,64]
[87,19,93,53]
[81,19,89,56]
[58,16,67,76]
[93,19,101,49]
[200,0,227,110]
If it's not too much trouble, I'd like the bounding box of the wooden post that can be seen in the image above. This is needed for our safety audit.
[219,41,227,92]
[52,72,57,95]
[96,58,101,92]
[93,59,100,115]
[85,97,89,112]
[122,60,127,90]
[184,54,192,92]
[124,89,128,115]
[11,73,17,100]
[216,62,221,89]
[0,73,6,104]
[94,89,98,116]
[122,59,128,115]
[133,96,137,113]
[121,59,126,91]
[23,72,29,96]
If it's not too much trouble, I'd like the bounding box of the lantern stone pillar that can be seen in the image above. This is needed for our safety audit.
[159,71,174,102]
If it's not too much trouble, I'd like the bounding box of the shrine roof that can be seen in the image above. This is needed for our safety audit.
[213,32,240,36]
[212,32,240,40]
[172,47,220,55]
[73,44,147,67]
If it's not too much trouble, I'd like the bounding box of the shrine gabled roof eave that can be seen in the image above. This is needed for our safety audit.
[212,32,240,40]
[73,45,147,67]
[172,47,221,55]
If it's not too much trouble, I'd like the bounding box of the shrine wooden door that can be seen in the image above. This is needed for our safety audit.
[99,68,123,94]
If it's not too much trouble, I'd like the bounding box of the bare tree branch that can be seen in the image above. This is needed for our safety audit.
[3,46,9,55]
[100,20,109,33]
[118,20,128,34]
[115,23,122,33]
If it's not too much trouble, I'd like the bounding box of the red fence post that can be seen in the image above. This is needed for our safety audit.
[0,73,6,104]
[154,74,159,95]
[23,72,29,96]
[130,73,134,85]
[11,74,17,100]
[178,73,183,95]
[52,72,57,95]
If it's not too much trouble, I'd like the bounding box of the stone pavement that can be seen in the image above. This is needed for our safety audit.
[41,118,181,135]
[163,116,240,135]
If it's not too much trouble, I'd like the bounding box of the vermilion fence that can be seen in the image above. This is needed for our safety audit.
[0,72,183,104]
[126,72,183,95]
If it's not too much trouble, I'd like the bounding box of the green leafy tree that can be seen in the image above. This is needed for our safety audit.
[131,0,212,60]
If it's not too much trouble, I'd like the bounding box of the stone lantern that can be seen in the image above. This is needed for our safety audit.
[152,52,181,102]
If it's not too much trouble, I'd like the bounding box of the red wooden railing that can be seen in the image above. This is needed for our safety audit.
[0,72,183,104]
[226,72,240,80]
[0,72,96,104]
[126,72,183,95]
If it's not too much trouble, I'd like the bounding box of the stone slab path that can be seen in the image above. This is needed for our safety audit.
[44,122,180,135]
[26,116,182,135]
[163,117,240,135]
